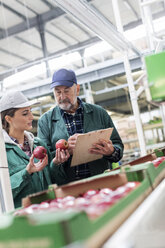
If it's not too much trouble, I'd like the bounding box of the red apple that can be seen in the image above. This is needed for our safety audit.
[124,182,139,193]
[86,205,103,219]
[152,158,161,167]
[83,189,99,199]
[56,139,68,150]
[24,204,40,214]
[62,195,75,203]
[99,188,113,196]
[33,146,47,159]
[152,156,165,167]
[96,197,115,210]
[49,200,63,209]
[74,197,90,208]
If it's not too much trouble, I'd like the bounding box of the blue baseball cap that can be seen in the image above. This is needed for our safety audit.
[51,68,77,89]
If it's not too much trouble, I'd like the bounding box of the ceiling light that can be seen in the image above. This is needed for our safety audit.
[48,52,81,71]
[3,63,46,88]
[84,41,112,58]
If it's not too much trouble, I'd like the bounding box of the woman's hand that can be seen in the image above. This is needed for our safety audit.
[88,139,115,156]
[53,148,70,165]
[67,133,79,155]
[26,154,48,174]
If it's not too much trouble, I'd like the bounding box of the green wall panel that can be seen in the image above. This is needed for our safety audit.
[145,51,165,101]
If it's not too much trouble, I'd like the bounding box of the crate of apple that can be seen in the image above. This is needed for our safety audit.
[15,182,140,219]
[152,156,165,168]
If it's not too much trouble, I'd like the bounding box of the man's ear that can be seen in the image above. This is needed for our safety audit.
[76,84,80,96]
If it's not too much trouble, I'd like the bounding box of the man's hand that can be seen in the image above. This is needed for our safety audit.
[67,133,79,155]
[26,154,48,174]
[53,148,70,165]
[88,139,115,156]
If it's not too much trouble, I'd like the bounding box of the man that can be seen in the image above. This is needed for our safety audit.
[38,68,124,185]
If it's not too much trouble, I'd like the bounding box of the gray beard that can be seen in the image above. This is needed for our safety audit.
[58,97,77,112]
[58,102,73,111]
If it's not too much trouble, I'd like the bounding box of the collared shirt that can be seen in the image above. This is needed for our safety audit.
[10,136,31,157]
[60,98,121,178]
[60,98,91,180]
[60,99,84,136]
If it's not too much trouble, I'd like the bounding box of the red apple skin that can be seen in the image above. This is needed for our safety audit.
[33,146,47,159]
[83,189,99,199]
[56,139,68,150]
[152,157,165,167]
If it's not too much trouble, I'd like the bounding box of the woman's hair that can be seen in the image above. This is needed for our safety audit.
[1,108,18,133]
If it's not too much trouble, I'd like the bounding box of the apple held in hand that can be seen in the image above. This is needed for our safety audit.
[33,146,47,159]
[56,139,68,150]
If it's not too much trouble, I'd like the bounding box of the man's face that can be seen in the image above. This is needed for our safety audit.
[54,84,80,112]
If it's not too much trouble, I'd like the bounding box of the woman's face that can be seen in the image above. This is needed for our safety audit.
[6,107,34,132]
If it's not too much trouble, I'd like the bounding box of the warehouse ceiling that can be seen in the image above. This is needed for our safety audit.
[0,0,165,117]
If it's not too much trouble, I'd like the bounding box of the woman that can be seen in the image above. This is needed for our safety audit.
[0,91,70,208]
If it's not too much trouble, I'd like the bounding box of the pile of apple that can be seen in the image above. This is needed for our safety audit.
[152,156,165,168]
[15,182,140,219]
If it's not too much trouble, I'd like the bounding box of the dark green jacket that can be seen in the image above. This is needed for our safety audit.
[38,102,124,185]
[3,130,57,208]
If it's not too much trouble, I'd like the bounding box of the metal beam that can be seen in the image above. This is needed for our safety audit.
[123,0,139,20]
[15,36,42,51]
[0,36,101,80]
[1,2,26,21]
[0,8,65,40]
[53,0,141,55]
[16,0,38,15]
[97,95,132,115]
[45,29,69,46]
[51,22,79,42]
[0,4,164,41]
[41,0,55,9]
[16,56,142,100]
[36,18,51,78]
[0,64,11,69]
[0,47,29,61]
[65,16,93,37]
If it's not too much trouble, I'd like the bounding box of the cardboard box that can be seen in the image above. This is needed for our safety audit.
[126,146,165,166]
[123,146,165,188]
[0,170,152,248]
[53,173,127,199]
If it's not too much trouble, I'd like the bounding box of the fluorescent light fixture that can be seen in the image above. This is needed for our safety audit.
[84,41,112,58]
[4,63,46,88]
[124,16,165,42]
[124,25,146,41]
[141,0,161,6]
[153,16,165,33]
[48,52,81,71]
[53,0,141,56]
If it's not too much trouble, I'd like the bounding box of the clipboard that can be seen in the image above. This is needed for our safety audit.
[71,128,113,167]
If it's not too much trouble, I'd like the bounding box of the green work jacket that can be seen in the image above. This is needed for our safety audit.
[4,130,57,208]
[38,102,124,185]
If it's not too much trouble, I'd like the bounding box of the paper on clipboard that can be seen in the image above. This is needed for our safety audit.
[71,127,113,167]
